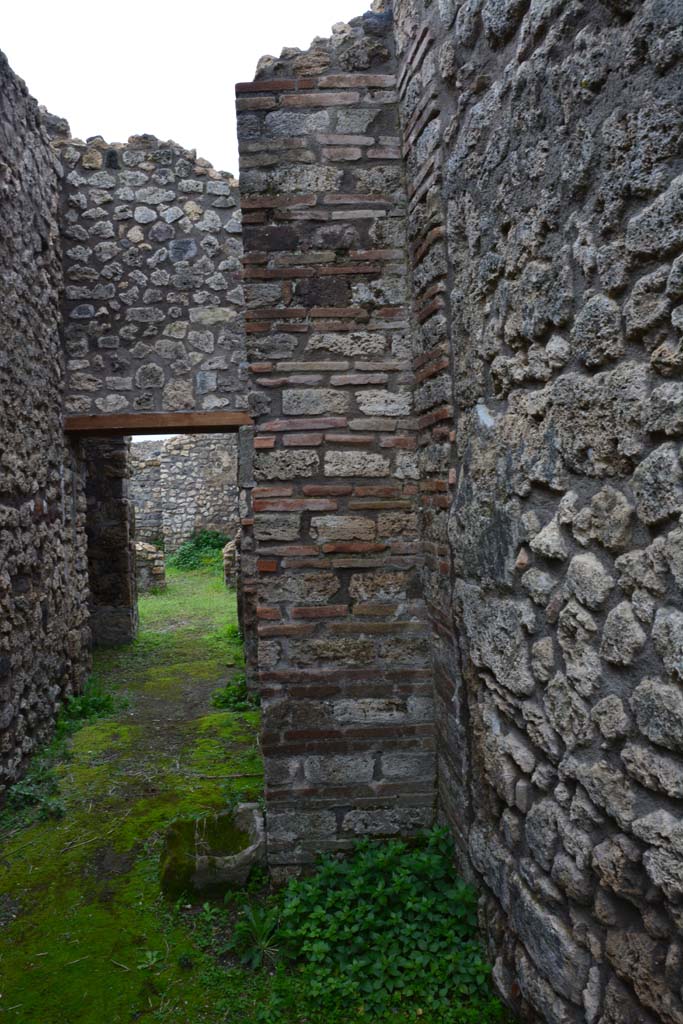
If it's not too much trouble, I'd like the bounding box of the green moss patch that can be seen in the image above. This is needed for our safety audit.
[0,569,265,1024]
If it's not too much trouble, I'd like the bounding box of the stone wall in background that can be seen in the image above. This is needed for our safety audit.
[0,52,90,796]
[129,434,239,552]
[49,129,247,418]
[83,438,138,646]
[128,440,163,543]
[237,8,436,873]
[161,434,239,552]
[391,3,683,1023]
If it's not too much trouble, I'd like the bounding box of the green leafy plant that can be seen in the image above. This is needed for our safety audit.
[272,828,506,1021]
[137,949,164,971]
[2,676,120,829]
[56,678,118,735]
[206,623,245,666]
[168,529,229,572]
[199,901,223,926]
[212,673,259,711]
[6,762,64,820]
[229,901,281,969]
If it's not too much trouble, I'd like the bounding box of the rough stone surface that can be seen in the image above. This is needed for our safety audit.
[51,130,246,417]
[135,541,166,593]
[130,434,239,552]
[83,437,138,645]
[3,4,683,1021]
[389,1,683,1020]
[0,52,90,794]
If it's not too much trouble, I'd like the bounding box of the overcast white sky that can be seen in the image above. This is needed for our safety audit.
[4,1,367,441]
[3,0,367,174]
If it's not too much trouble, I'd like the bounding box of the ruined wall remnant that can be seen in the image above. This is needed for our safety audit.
[0,52,90,795]
[390,2,683,1022]
[129,434,239,551]
[50,131,247,418]
[237,8,436,870]
[83,437,138,646]
[135,541,166,593]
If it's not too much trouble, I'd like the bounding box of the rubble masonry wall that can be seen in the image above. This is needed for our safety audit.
[0,52,90,795]
[393,2,683,1022]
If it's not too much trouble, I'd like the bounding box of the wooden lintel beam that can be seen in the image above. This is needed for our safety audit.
[64,411,254,436]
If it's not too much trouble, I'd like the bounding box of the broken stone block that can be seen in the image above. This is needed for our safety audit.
[159,804,265,898]
[530,516,569,560]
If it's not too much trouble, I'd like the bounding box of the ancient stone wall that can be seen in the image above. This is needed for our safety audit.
[83,438,138,646]
[49,130,247,418]
[237,9,436,870]
[391,3,683,1023]
[0,52,90,796]
[129,434,239,551]
[160,434,239,552]
[129,440,163,544]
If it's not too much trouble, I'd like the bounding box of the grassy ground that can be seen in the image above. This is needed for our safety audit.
[0,567,270,1024]
[0,566,516,1024]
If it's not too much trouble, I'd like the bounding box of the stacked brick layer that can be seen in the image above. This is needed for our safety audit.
[0,52,90,795]
[237,9,436,868]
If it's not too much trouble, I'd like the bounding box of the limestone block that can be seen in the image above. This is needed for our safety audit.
[652,607,683,682]
[571,294,623,367]
[324,451,390,477]
[457,583,536,696]
[621,742,683,799]
[254,450,319,481]
[282,389,349,415]
[310,515,375,542]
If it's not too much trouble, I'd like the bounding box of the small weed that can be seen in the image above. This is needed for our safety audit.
[212,673,258,712]
[6,763,64,820]
[137,949,164,971]
[229,902,281,970]
[199,902,223,926]
[56,678,120,735]
[206,623,245,666]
